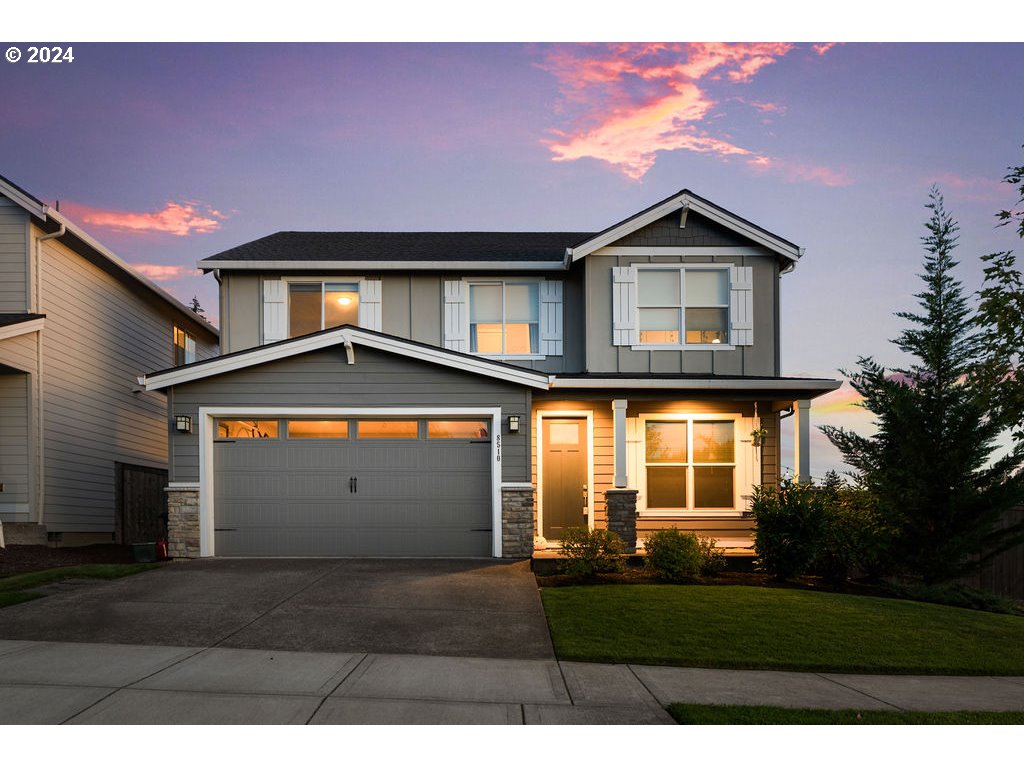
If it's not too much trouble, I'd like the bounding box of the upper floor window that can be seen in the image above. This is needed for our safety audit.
[469,281,539,356]
[638,267,729,346]
[289,282,359,338]
[173,326,196,365]
[613,264,752,349]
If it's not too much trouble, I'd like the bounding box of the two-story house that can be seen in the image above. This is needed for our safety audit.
[0,175,218,548]
[141,190,840,559]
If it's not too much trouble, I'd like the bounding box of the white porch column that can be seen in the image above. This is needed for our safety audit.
[793,399,811,483]
[613,399,628,488]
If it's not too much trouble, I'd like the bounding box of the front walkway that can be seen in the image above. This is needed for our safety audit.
[2,639,1023,724]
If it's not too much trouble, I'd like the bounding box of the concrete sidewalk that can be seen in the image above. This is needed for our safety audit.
[2,639,1023,724]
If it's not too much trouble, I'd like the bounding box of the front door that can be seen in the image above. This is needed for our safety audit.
[541,417,588,540]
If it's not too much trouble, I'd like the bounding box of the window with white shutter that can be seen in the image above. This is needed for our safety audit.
[613,264,754,349]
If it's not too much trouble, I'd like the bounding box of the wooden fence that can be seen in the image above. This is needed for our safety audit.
[959,505,1024,601]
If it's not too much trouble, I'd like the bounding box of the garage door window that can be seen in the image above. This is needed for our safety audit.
[287,420,349,439]
[427,420,490,439]
[357,420,418,439]
[217,419,279,439]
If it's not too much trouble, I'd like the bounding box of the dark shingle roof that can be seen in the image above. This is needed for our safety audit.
[0,313,45,328]
[201,231,595,265]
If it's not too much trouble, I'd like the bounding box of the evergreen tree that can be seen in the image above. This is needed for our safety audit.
[822,188,1024,583]
[189,296,205,317]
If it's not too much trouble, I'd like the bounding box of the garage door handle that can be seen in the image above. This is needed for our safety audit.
[349,476,357,493]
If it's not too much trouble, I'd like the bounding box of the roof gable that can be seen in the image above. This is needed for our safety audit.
[567,189,802,266]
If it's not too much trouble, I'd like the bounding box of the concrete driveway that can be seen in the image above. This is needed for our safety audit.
[0,559,554,660]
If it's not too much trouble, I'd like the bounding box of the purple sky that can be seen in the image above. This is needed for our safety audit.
[2,41,1022,476]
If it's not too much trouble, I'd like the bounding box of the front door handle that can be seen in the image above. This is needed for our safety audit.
[582,484,589,514]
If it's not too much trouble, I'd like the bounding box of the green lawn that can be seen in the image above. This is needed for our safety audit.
[540,585,1024,675]
[0,563,161,608]
[668,704,1024,725]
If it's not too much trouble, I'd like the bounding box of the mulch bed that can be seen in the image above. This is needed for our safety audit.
[0,544,138,578]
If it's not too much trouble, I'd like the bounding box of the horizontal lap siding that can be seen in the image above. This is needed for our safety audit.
[0,198,27,312]
[534,395,759,545]
[0,373,29,519]
[169,346,530,484]
[0,332,38,374]
[38,234,189,531]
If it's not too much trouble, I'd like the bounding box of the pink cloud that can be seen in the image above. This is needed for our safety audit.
[541,42,845,185]
[751,157,853,187]
[929,172,1008,203]
[130,263,200,282]
[812,383,865,416]
[62,200,227,236]
[813,43,839,56]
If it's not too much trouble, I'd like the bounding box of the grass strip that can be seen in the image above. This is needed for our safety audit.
[541,584,1024,675]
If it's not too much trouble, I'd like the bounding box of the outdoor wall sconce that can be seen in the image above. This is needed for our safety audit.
[175,415,193,434]
[508,415,520,433]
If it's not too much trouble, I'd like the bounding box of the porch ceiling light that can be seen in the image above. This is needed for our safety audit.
[176,415,193,434]
[508,415,520,433]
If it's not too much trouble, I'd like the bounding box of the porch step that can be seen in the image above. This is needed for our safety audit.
[0,522,48,547]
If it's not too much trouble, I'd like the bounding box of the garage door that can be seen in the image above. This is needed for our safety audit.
[213,417,493,557]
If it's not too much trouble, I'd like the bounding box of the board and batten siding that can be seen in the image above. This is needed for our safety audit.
[0,372,30,521]
[35,230,216,532]
[223,271,581,373]
[168,345,531,485]
[0,197,29,313]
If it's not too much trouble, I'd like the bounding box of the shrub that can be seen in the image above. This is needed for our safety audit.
[813,474,890,582]
[751,479,827,580]
[559,527,624,578]
[644,528,725,582]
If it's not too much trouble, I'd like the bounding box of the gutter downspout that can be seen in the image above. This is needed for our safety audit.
[32,222,65,526]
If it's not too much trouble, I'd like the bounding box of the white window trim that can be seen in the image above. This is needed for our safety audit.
[631,264,736,352]
[281,275,365,338]
[197,406,504,558]
[465,277,546,361]
[535,410,595,543]
[637,412,745,517]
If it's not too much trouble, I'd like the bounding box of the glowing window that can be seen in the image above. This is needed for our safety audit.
[288,282,359,338]
[469,281,539,355]
[357,420,418,439]
[637,268,729,346]
[217,419,279,439]
[427,420,490,439]
[287,420,349,439]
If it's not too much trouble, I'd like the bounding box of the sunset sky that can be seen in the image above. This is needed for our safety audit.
[2,33,1022,476]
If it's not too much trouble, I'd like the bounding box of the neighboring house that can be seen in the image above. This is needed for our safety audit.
[141,190,840,559]
[0,175,218,547]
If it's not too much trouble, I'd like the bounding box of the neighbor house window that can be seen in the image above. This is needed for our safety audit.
[173,326,196,365]
[469,281,539,356]
[288,282,359,338]
[644,417,735,511]
[637,268,729,346]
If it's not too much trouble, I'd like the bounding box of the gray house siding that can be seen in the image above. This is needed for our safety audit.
[0,372,30,522]
[229,272,576,372]
[613,210,752,248]
[584,252,778,377]
[0,197,29,312]
[168,345,531,485]
[35,230,218,532]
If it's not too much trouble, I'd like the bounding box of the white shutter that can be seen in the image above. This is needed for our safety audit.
[611,266,638,346]
[263,279,287,344]
[443,279,468,352]
[729,266,754,346]
[539,280,563,356]
[358,279,382,332]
